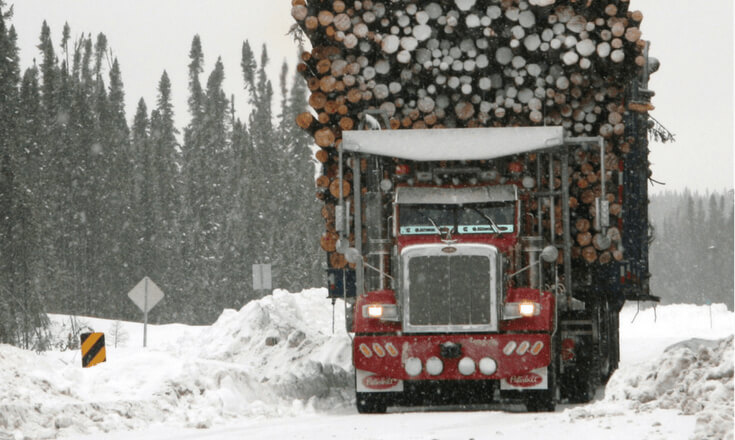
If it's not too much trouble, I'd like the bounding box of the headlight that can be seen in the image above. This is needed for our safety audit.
[362,304,400,321]
[518,301,536,317]
[502,301,541,319]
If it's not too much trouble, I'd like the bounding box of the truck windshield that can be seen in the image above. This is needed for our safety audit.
[399,203,515,235]
[399,205,455,235]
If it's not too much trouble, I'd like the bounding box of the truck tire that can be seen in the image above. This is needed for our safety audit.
[356,392,388,414]
[599,298,621,385]
[564,361,598,403]
[526,341,557,412]
[525,390,555,412]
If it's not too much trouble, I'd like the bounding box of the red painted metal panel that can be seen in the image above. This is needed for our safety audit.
[353,333,551,381]
[499,287,556,332]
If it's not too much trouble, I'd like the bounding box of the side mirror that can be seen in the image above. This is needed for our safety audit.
[540,245,559,263]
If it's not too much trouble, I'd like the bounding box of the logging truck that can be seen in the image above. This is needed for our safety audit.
[292,0,661,413]
[327,98,657,412]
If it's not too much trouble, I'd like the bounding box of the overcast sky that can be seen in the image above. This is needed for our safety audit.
[9,0,734,194]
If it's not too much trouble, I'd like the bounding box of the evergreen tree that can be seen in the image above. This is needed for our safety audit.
[222,111,253,307]
[200,57,232,314]
[105,58,135,317]
[131,98,151,278]
[276,64,322,289]
[0,5,48,346]
[148,70,184,320]
[241,42,280,297]
[181,35,208,321]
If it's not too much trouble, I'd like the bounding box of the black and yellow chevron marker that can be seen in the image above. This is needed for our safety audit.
[80,332,106,368]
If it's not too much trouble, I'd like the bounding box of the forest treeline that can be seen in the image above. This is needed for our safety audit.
[649,190,734,309]
[0,6,322,347]
[0,6,732,350]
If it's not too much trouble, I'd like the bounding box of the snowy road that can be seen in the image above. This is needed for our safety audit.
[1,290,732,440]
[70,406,696,440]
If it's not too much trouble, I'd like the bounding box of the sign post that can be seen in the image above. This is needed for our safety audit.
[252,263,272,296]
[127,276,165,347]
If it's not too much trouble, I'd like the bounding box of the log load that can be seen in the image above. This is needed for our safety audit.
[291,0,655,268]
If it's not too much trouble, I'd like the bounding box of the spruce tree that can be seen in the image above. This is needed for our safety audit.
[280,67,323,289]
[0,5,48,346]
[149,70,184,320]
[131,98,151,279]
[105,58,135,317]
[240,42,280,296]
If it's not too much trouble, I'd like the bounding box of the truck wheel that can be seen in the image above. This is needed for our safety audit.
[526,343,557,412]
[564,364,597,403]
[525,390,556,412]
[356,392,387,414]
[599,298,620,385]
[596,298,617,385]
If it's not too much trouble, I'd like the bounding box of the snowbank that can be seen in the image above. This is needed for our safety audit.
[1,295,732,440]
[566,333,734,440]
[603,335,733,440]
[0,288,353,439]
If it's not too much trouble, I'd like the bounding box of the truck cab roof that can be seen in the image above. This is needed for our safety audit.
[395,185,518,205]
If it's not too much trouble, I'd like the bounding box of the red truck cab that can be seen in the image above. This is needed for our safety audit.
[353,184,557,412]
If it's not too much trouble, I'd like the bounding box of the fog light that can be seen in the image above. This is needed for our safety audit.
[405,357,422,376]
[426,356,443,375]
[479,357,497,375]
[458,357,475,376]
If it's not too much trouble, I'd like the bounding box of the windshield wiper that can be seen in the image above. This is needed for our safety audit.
[465,206,502,234]
[416,208,443,237]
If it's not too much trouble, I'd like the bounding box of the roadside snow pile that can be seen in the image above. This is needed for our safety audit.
[601,336,733,440]
[618,302,734,365]
[0,288,353,440]
[187,288,353,405]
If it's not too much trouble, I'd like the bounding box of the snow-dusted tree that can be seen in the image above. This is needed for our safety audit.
[103,58,135,316]
[179,36,207,321]
[241,42,282,298]
[277,66,323,289]
[0,4,49,347]
[148,71,185,320]
[108,320,128,348]
[131,98,153,277]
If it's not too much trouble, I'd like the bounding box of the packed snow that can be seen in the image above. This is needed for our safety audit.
[0,289,732,440]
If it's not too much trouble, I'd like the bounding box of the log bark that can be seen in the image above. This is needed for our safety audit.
[315,127,336,147]
[296,111,314,129]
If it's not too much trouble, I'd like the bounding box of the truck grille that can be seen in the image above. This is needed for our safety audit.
[406,254,494,329]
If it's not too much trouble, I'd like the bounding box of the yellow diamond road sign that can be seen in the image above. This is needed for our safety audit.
[127,276,164,313]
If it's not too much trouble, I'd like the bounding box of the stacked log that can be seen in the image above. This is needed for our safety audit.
[291,0,654,269]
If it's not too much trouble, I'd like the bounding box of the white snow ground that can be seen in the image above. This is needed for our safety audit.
[0,289,732,440]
